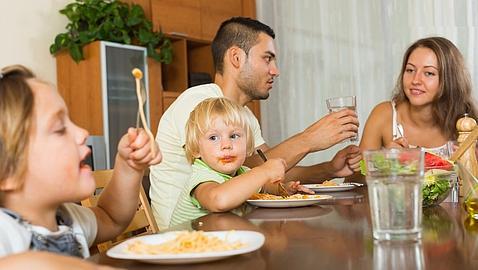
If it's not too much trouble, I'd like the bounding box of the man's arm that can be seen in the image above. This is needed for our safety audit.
[244,108,359,182]
[245,109,359,169]
[246,143,361,184]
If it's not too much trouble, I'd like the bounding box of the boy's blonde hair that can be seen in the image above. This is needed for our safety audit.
[184,97,255,164]
[0,65,36,189]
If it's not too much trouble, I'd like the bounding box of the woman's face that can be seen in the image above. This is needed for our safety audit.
[402,47,440,106]
[24,80,95,205]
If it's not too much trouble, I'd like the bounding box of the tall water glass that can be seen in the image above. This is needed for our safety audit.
[326,96,357,142]
[363,148,425,241]
[373,241,425,270]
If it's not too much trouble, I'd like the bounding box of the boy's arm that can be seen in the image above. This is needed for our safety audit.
[194,158,285,212]
[91,128,161,244]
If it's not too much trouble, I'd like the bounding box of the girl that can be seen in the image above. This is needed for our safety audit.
[360,37,478,153]
[0,65,162,258]
[170,97,312,226]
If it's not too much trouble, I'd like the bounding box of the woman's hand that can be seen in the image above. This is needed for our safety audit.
[386,137,410,149]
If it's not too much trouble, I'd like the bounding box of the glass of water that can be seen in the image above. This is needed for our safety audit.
[363,148,425,241]
[326,96,357,142]
[373,240,425,269]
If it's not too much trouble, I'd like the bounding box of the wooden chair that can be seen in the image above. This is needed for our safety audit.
[81,169,159,253]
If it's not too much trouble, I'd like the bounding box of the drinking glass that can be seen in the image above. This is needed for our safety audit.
[326,96,357,142]
[363,148,425,241]
[373,241,425,270]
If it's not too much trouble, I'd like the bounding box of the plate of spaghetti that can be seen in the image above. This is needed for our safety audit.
[106,230,264,264]
[303,180,356,192]
[246,193,333,208]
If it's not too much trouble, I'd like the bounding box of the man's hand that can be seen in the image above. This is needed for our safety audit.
[117,128,162,171]
[302,109,359,152]
[329,145,362,177]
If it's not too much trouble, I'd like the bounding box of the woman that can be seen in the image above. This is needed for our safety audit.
[360,36,477,153]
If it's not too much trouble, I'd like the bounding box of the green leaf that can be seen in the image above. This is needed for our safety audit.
[50,0,172,64]
[69,44,83,63]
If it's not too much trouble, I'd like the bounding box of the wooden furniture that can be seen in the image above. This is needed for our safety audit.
[454,115,478,196]
[89,187,478,269]
[81,169,159,253]
[56,0,261,146]
[56,41,162,138]
[149,0,261,117]
[57,41,162,168]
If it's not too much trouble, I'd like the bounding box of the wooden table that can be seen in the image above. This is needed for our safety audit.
[89,187,478,269]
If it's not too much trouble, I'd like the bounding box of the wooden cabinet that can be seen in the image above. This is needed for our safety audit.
[150,0,260,119]
[56,41,163,168]
[56,0,260,150]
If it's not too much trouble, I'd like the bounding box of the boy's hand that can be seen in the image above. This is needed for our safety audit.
[117,128,162,170]
[260,158,286,184]
[286,181,315,194]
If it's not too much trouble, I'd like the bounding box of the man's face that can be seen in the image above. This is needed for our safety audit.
[237,33,280,100]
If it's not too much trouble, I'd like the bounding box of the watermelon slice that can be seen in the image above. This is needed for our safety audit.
[425,152,453,170]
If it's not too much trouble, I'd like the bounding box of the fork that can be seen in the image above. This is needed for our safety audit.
[132,68,157,157]
[256,149,290,197]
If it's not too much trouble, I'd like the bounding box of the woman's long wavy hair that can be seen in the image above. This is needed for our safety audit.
[392,37,478,140]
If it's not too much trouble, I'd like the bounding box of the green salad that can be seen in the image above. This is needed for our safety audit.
[360,152,419,176]
[422,169,453,207]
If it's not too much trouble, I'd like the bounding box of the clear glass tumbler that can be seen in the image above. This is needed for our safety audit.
[326,96,357,142]
[363,148,425,241]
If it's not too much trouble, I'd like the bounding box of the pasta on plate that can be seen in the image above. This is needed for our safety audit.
[126,231,245,255]
[249,193,320,200]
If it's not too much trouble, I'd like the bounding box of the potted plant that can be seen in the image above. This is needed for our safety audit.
[50,0,172,64]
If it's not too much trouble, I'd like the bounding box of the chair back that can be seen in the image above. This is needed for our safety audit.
[81,169,159,253]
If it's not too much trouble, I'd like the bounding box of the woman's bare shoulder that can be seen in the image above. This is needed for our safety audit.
[367,101,393,124]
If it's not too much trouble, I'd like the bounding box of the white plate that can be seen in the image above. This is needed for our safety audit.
[303,183,356,192]
[106,230,264,264]
[246,195,333,208]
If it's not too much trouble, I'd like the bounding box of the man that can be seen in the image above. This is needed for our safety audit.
[150,17,360,228]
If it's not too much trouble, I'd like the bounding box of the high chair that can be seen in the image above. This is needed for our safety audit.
[81,169,159,253]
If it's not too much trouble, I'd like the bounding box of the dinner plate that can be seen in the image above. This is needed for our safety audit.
[303,183,356,192]
[246,194,333,208]
[106,230,265,264]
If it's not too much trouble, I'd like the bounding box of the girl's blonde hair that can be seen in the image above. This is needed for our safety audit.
[0,65,35,189]
[184,97,255,164]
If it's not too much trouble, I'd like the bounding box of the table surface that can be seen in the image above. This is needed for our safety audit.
[89,187,478,269]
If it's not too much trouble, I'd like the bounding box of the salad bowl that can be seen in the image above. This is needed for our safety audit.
[422,152,456,207]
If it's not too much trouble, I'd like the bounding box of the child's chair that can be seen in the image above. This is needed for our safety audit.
[81,169,159,253]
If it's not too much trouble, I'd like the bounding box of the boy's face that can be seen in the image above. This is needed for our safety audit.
[24,80,95,204]
[197,117,247,175]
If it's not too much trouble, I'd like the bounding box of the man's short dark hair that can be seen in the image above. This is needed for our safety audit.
[212,17,275,74]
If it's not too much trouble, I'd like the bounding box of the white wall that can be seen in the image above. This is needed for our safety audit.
[0,0,72,84]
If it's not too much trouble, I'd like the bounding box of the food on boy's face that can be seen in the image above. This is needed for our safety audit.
[219,156,237,164]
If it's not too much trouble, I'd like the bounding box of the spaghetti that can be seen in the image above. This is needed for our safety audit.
[321,180,339,186]
[126,231,245,254]
[249,193,318,200]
